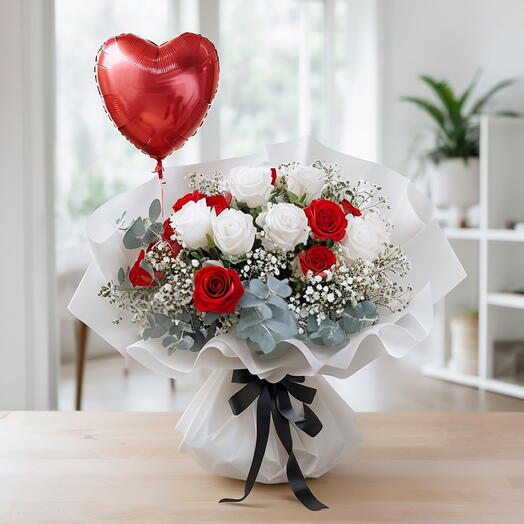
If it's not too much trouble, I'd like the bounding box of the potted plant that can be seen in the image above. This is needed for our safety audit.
[402,73,518,227]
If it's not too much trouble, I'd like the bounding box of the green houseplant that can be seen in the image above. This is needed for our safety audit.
[402,72,518,226]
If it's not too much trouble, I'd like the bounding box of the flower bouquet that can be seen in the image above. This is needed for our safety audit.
[70,137,465,511]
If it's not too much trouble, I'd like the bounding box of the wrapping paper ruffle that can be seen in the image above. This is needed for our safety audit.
[69,137,465,382]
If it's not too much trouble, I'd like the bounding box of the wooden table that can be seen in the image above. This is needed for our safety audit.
[1,412,524,523]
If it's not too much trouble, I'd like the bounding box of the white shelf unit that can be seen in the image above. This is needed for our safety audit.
[422,116,524,399]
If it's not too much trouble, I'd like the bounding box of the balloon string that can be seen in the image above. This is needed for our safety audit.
[153,159,166,216]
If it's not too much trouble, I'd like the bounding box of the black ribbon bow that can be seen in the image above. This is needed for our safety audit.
[219,369,328,511]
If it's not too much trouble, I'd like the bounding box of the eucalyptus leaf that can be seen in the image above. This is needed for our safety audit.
[162,336,179,348]
[267,275,292,298]
[203,312,220,325]
[139,258,156,281]
[143,325,169,340]
[176,335,195,351]
[122,230,144,250]
[247,279,269,299]
[129,217,146,236]
[342,301,377,335]
[148,199,161,223]
[117,267,125,285]
[238,293,266,308]
[308,317,346,346]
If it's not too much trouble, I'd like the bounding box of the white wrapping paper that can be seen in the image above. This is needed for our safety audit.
[69,137,465,482]
[177,370,361,483]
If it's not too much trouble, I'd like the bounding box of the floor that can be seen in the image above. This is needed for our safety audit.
[59,346,524,412]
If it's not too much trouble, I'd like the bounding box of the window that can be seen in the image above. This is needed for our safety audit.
[55,0,378,250]
[55,0,173,249]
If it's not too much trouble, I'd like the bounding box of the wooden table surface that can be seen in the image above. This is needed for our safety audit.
[1,412,524,523]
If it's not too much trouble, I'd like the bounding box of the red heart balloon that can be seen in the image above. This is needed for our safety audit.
[96,33,219,161]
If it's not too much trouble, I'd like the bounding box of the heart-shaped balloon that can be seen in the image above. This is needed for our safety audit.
[96,32,219,161]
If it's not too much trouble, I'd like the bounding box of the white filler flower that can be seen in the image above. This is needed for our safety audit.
[340,211,390,263]
[228,166,273,208]
[258,202,310,252]
[212,208,256,256]
[286,164,325,203]
[170,199,215,250]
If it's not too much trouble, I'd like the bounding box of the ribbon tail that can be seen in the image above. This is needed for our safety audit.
[271,392,328,511]
[219,385,271,504]
[153,159,165,217]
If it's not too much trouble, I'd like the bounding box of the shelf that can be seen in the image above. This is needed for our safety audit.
[486,229,524,242]
[444,228,524,241]
[445,228,481,240]
[484,378,524,400]
[487,293,524,309]
[421,364,480,387]
[422,365,524,399]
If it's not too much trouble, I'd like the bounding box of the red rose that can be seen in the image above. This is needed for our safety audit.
[340,199,362,217]
[129,249,157,287]
[193,265,244,313]
[173,190,230,215]
[304,199,348,241]
[161,218,181,257]
[298,245,337,276]
[270,167,278,185]
[205,193,230,215]
[172,190,206,212]
[162,218,175,242]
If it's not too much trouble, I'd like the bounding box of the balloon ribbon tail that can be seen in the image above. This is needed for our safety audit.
[153,159,166,216]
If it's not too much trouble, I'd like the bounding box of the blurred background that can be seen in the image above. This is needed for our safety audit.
[2,0,524,412]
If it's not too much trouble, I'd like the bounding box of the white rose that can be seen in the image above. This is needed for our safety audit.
[170,199,215,250]
[286,164,325,204]
[340,211,390,263]
[257,203,310,252]
[212,208,256,256]
[228,166,273,208]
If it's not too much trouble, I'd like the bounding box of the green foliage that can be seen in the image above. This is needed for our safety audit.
[122,200,163,250]
[306,301,378,347]
[144,310,217,354]
[401,72,519,163]
[235,276,298,356]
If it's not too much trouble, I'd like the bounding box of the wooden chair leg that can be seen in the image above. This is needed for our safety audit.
[74,320,89,411]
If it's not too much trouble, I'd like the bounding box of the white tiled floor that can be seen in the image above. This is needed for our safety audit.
[60,348,524,412]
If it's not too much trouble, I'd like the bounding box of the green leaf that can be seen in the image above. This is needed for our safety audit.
[123,218,146,250]
[139,258,155,281]
[267,276,292,298]
[203,312,220,325]
[117,267,125,285]
[247,279,269,299]
[162,336,178,348]
[400,96,447,133]
[143,222,163,244]
[308,317,346,346]
[176,335,194,351]
[129,217,146,236]
[457,69,481,111]
[469,79,516,115]
[419,75,461,126]
[238,293,266,308]
[342,301,377,334]
[148,199,161,223]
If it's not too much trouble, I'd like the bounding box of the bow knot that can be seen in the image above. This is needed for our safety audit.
[219,369,328,511]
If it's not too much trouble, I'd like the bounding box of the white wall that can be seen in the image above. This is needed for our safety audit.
[0,0,57,409]
[379,0,524,173]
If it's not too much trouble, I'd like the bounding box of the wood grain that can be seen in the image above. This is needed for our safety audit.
[1,412,524,523]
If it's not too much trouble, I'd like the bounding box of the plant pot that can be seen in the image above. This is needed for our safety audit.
[448,314,478,375]
[428,158,479,227]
